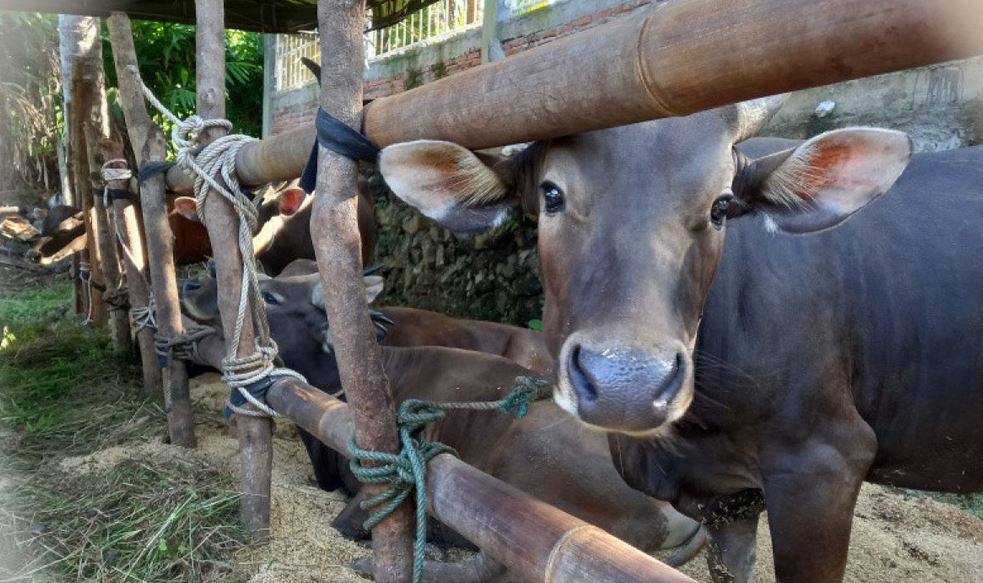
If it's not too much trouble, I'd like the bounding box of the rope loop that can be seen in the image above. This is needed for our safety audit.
[102,286,130,311]
[155,325,218,367]
[347,376,551,583]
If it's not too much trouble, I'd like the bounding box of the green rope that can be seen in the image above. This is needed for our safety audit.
[347,375,551,583]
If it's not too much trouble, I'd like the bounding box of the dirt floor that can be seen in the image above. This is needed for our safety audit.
[50,372,983,583]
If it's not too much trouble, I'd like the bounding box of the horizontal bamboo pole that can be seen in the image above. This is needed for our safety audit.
[266,378,695,583]
[164,0,982,193]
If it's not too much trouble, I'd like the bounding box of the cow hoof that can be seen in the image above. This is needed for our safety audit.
[351,556,374,580]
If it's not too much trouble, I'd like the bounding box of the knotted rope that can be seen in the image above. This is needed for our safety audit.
[129,294,157,332]
[155,325,218,366]
[138,79,304,417]
[102,286,130,311]
[348,376,552,583]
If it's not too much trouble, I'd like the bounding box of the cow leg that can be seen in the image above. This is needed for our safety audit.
[702,489,765,583]
[759,417,876,583]
[332,489,371,541]
[352,552,508,583]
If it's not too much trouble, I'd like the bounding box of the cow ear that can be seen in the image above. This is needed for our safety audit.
[736,128,912,233]
[364,275,384,305]
[277,188,306,217]
[172,197,200,222]
[378,140,516,232]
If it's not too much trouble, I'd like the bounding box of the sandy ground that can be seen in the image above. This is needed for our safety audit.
[58,374,983,583]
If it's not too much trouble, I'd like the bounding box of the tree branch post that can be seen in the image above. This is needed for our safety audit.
[195,0,273,541]
[314,0,415,580]
[107,12,196,447]
[99,139,162,398]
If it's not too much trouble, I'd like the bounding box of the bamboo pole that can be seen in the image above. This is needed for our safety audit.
[266,379,696,583]
[106,13,196,448]
[194,0,273,541]
[312,0,414,580]
[163,0,983,194]
[99,140,162,398]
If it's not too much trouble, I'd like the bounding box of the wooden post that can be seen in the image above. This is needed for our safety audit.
[99,140,163,398]
[106,13,196,448]
[266,379,697,583]
[314,0,414,580]
[194,0,273,541]
[68,53,108,326]
[74,19,129,352]
[163,0,983,195]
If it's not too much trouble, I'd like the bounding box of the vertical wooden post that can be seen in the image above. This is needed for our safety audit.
[314,1,414,580]
[68,53,108,326]
[75,19,130,352]
[195,0,273,541]
[106,13,196,448]
[99,140,163,398]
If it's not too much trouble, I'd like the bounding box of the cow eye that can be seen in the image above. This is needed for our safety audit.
[710,192,734,230]
[261,291,281,305]
[541,181,565,214]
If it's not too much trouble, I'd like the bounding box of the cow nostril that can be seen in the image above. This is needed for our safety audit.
[568,345,598,403]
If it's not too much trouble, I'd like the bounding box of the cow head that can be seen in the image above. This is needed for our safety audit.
[378,99,912,435]
[180,269,386,391]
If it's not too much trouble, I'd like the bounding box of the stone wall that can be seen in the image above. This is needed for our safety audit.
[367,174,544,327]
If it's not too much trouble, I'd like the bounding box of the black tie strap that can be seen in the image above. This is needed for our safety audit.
[300,108,381,194]
[105,188,134,202]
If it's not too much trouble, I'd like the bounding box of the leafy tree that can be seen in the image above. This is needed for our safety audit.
[0,13,265,196]
[0,13,62,193]
[103,21,264,145]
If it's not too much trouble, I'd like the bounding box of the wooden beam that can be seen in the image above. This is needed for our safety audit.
[107,12,196,448]
[266,379,696,583]
[194,0,274,542]
[164,0,983,193]
[313,0,414,580]
[99,141,163,398]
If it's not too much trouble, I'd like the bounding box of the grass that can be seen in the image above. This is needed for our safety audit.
[0,282,250,582]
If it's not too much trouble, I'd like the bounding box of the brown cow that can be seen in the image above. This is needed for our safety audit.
[371,99,983,583]
[182,273,705,582]
[174,178,376,274]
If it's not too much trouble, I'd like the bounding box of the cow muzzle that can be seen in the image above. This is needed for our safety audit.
[554,335,693,434]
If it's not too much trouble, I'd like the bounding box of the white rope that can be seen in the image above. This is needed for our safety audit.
[79,261,94,326]
[129,293,157,332]
[139,82,305,418]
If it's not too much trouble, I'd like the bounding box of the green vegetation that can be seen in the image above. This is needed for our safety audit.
[0,13,265,194]
[0,283,248,581]
[103,21,264,139]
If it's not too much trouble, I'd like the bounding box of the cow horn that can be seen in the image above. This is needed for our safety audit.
[732,94,788,142]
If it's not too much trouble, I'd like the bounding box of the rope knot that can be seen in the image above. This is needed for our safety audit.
[346,376,551,583]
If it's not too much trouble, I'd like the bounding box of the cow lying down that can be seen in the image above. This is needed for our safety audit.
[181,265,704,581]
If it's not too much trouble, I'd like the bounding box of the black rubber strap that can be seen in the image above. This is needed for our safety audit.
[138,161,176,185]
[106,188,134,202]
[224,377,273,419]
[300,108,381,194]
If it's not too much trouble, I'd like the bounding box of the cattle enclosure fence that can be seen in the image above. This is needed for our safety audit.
[40,0,983,581]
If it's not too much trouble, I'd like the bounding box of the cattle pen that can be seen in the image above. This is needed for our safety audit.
[1,0,981,581]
